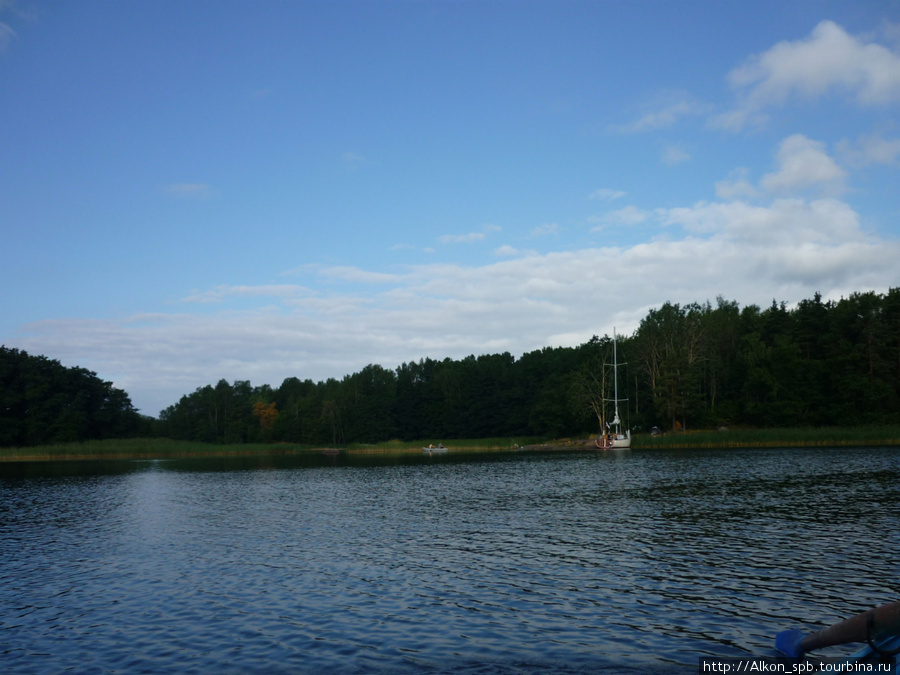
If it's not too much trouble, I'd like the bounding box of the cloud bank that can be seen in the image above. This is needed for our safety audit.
[14,162,897,416]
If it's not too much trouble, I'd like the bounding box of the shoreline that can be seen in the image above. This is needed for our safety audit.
[2,431,899,463]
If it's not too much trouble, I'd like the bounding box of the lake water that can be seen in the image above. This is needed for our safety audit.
[1,446,898,673]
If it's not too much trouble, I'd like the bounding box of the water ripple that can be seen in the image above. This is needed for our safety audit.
[1,446,898,673]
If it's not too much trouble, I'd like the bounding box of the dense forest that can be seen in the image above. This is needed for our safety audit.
[0,347,143,446]
[3,289,899,447]
[156,289,900,445]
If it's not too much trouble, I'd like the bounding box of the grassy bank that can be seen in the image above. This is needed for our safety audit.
[0,436,544,462]
[0,438,311,462]
[1,428,898,462]
[631,425,900,449]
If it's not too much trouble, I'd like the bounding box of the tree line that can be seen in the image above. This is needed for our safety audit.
[156,289,900,445]
[0,347,143,446]
[633,290,900,431]
[3,289,898,447]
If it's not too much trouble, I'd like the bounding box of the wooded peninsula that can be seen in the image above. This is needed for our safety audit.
[2,289,899,451]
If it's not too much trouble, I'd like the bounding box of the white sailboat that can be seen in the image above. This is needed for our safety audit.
[596,328,631,449]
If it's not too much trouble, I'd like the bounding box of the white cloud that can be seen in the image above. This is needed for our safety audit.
[713,20,900,130]
[317,266,402,284]
[837,134,900,167]
[440,224,500,244]
[342,151,370,169]
[857,135,900,164]
[715,168,760,200]
[661,144,690,166]
[612,93,710,133]
[531,223,559,236]
[494,245,521,257]
[439,232,485,244]
[589,188,627,202]
[182,284,311,304]
[590,206,649,230]
[713,134,852,202]
[759,134,846,195]
[709,107,767,133]
[660,197,863,245]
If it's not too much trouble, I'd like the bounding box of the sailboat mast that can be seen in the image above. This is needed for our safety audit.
[613,327,619,422]
[600,326,631,448]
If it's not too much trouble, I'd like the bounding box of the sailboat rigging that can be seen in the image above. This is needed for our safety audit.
[596,328,632,449]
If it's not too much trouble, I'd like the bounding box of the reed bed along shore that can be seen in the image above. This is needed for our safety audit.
[1,428,898,463]
[0,438,308,463]
[0,437,539,463]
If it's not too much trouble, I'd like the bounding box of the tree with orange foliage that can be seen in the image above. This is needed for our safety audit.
[252,401,278,431]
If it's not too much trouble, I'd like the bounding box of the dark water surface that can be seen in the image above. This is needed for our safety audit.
[1,446,898,673]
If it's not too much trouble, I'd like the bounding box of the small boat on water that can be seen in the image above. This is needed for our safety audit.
[839,636,900,673]
[423,444,448,454]
[596,328,631,450]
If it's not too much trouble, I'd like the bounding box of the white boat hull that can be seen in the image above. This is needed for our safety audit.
[595,433,631,449]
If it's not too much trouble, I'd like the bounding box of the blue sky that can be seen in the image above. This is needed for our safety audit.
[2,1,899,417]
